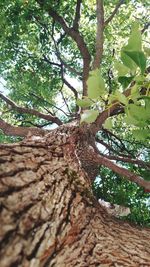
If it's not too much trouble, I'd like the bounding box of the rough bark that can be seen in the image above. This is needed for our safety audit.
[0,125,150,267]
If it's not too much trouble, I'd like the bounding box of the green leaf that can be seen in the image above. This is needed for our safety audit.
[121,50,137,72]
[118,76,134,88]
[132,129,150,141]
[124,114,145,127]
[124,22,142,52]
[76,98,92,108]
[129,104,149,120]
[120,23,146,74]
[130,84,140,100]
[103,118,113,129]
[124,51,146,74]
[116,91,128,105]
[109,91,128,105]
[87,69,105,99]
[80,110,99,124]
[114,61,130,77]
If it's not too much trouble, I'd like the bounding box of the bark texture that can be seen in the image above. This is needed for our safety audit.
[0,125,150,267]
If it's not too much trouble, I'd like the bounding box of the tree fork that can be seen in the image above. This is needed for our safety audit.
[0,125,150,267]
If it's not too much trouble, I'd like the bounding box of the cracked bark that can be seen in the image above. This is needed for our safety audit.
[0,125,150,267]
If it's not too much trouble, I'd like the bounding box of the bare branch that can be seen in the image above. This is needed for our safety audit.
[47,7,91,62]
[59,64,78,100]
[0,93,62,125]
[93,0,104,69]
[92,151,150,191]
[43,55,61,67]
[60,89,71,113]
[0,119,46,137]
[50,31,82,77]
[29,92,70,117]
[99,153,150,169]
[103,128,134,156]
[104,0,125,26]
[36,1,91,96]
[62,77,78,99]
[73,0,82,31]
[96,137,134,158]
[34,14,82,77]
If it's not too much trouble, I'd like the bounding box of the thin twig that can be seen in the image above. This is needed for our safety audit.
[104,0,125,26]
[29,92,70,117]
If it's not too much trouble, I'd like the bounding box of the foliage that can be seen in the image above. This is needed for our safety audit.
[0,0,150,226]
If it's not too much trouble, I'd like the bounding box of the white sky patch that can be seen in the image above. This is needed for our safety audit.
[0,78,8,95]
[96,142,108,154]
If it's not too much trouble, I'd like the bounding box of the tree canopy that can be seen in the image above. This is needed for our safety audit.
[0,0,150,226]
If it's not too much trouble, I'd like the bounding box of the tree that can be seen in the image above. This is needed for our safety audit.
[0,0,150,266]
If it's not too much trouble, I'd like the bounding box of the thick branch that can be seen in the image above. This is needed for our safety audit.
[0,119,46,137]
[93,0,104,69]
[0,93,62,125]
[91,102,121,134]
[104,0,125,26]
[46,8,91,62]
[93,152,150,191]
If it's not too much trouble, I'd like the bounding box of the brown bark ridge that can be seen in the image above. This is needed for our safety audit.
[0,125,150,267]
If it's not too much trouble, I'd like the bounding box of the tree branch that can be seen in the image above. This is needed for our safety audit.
[62,77,78,99]
[92,151,150,191]
[103,128,134,156]
[104,0,125,26]
[37,1,91,96]
[0,119,46,137]
[43,55,61,68]
[73,0,82,31]
[91,102,121,134]
[60,89,72,114]
[93,0,104,69]
[50,33,82,77]
[96,137,134,158]
[0,93,62,125]
[34,14,82,77]
[99,153,150,169]
[29,92,70,117]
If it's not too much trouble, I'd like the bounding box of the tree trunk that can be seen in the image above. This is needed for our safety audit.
[0,125,150,267]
